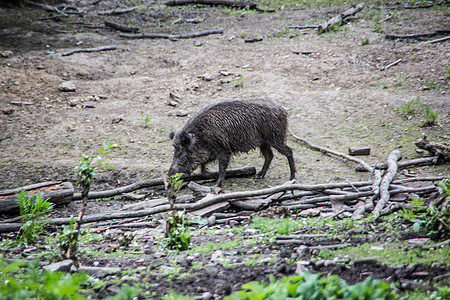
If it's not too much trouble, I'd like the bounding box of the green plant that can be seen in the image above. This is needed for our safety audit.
[17,190,54,245]
[233,75,245,88]
[398,96,423,118]
[361,38,370,45]
[65,142,115,261]
[393,73,407,87]
[422,78,436,90]
[226,271,400,300]
[0,260,89,299]
[140,115,152,128]
[398,198,425,223]
[162,173,191,251]
[422,105,441,126]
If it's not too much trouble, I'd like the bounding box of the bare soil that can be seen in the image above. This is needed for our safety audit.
[0,0,449,299]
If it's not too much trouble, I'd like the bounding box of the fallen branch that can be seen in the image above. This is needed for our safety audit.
[358,156,440,171]
[289,130,373,172]
[318,3,365,33]
[386,29,450,39]
[164,0,275,12]
[61,45,117,56]
[72,167,256,200]
[120,29,224,39]
[425,36,450,44]
[372,150,402,219]
[97,7,139,15]
[382,58,402,71]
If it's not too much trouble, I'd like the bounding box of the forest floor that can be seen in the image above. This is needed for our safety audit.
[0,0,449,299]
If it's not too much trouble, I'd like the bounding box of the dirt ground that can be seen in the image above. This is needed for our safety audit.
[0,0,449,299]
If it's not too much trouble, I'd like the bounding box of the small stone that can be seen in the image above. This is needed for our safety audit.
[198,73,213,81]
[176,110,188,117]
[0,50,13,58]
[43,259,73,272]
[295,261,310,274]
[77,266,121,277]
[2,107,14,115]
[59,81,76,92]
[370,245,384,251]
[211,250,223,262]
[36,65,45,70]
[200,291,213,300]
[298,208,320,217]
[111,117,123,124]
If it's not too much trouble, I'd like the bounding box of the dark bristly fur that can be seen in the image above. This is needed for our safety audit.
[168,99,296,187]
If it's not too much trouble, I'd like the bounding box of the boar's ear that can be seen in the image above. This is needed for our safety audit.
[169,131,175,140]
[180,131,193,149]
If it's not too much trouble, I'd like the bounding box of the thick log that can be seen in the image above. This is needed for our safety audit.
[120,29,224,39]
[0,182,74,214]
[372,150,402,219]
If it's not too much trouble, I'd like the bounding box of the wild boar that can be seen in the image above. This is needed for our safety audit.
[168,99,296,186]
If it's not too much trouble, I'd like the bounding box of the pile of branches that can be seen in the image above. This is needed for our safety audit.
[1,135,448,233]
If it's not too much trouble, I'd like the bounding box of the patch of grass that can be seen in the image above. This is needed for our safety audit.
[318,242,450,266]
[422,78,436,90]
[250,216,302,235]
[269,26,291,38]
[397,96,423,118]
[18,190,54,245]
[422,105,441,126]
[189,235,259,255]
[361,38,370,45]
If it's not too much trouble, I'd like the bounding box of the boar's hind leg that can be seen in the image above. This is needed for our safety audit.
[216,153,231,187]
[275,145,296,180]
[255,143,273,179]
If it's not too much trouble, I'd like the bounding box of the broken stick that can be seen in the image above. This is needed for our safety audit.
[61,45,117,56]
[97,6,139,15]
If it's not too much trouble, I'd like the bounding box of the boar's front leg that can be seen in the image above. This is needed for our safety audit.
[216,153,231,187]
